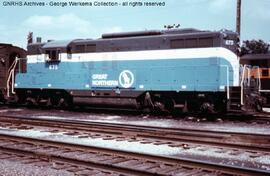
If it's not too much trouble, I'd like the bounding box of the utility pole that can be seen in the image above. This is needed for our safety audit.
[236,0,241,36]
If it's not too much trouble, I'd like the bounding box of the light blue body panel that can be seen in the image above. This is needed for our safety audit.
[15,56,234,92]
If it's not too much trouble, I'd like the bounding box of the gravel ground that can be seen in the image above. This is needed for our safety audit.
[0,160,73,176]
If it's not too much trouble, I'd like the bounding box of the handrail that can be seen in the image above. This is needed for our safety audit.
[7,58,17,75]
[247,67,251,86]
[240,64,247,105]
[221,65,230,99]
[253,66,261,91]
[240,65,261,105]
[258,68,261,91]
[6,58,19,97]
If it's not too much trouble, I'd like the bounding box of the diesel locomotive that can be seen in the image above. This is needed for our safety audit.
[241,53,270,107]
[1,28,265,113]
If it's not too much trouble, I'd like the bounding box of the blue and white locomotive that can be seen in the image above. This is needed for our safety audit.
[11,28,263,113]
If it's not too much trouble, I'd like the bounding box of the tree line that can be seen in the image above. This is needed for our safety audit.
[240,39,269,56]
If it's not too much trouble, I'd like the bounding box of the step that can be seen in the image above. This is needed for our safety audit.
[230,99,241,103]
[227,109,243,113]
[229,91,241,94]
[230,90,241,93]
[229,103,242,110]
[229,86,241,91]
[230,93,241,97]
[174,104,184,108]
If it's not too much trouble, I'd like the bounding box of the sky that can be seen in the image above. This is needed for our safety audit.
[0,0,270,49]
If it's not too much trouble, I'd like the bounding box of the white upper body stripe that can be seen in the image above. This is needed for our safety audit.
[27,47,237,64]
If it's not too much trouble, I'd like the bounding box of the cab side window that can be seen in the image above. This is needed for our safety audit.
[67,47,72,59]
[46,50,60,62]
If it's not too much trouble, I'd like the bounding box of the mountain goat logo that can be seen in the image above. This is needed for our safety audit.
[119,70,134,88]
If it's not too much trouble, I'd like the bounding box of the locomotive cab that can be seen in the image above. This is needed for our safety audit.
[42,40,72,62]
[45,50,61,62]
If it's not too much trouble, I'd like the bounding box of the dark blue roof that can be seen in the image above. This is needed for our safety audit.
[42,40,73,49]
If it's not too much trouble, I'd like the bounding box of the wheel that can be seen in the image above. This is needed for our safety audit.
[162,97,175,113]
[154,96,175,113]
[50,96,60,107]
[58,95,73,109]
[256,102,262,112]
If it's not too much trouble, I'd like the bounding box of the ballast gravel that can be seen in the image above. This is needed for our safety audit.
[0,160,73,176]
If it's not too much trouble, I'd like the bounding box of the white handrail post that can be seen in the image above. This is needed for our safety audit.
[226,66,229,99]
[12,69,15,94]
[221,65,230,100]
[247,67,250,86]
[240,64,246,105]
[6,58,18,97]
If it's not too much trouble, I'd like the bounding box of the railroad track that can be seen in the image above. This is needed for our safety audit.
[0,114,269,173]
[0,133,268,176]
[224,110,270,122]
[0,114,269,152]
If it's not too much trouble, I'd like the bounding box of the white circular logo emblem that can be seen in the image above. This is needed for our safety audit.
[119,70,134,88]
